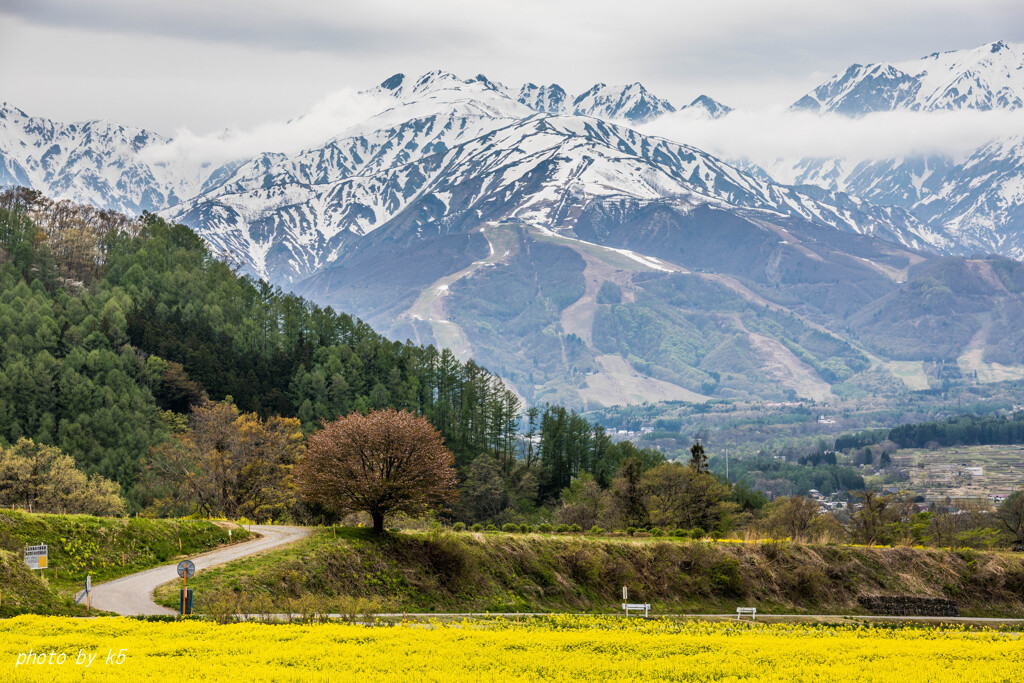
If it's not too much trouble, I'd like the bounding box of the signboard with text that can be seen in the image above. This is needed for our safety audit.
[24,544,47,570]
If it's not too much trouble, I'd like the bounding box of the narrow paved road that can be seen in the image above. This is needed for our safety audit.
[88,525,311,616]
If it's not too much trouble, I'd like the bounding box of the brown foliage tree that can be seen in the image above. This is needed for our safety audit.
[143,399,302,519]
[0,439,125,516]
[297,409,459,532]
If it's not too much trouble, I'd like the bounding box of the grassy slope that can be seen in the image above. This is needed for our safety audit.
[0,510,251,616]
[155,529,1024,617]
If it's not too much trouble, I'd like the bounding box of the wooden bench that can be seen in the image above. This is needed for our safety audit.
[623,602,651,617]
[736,607,757,620]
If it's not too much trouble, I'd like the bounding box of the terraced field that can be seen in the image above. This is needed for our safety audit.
[891,445,1024,502]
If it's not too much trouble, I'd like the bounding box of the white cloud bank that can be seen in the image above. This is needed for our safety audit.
[140,88,391,167]
[638,108,1024,174]
[640,107,1024,171]
[139,83,1024,179]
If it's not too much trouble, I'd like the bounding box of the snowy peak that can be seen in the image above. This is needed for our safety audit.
[680,95,733,119]
[793,40,1024,115]
[0,102,210,214]
[0,102,30,120]
[571,82,675,123]
[368,72,677,124]
[905,40,1024,111]
[517,83,570,114]
[369,70,489,100]
[791,63,920,115]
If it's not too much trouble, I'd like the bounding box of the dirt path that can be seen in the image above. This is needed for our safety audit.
[87,525,311,616]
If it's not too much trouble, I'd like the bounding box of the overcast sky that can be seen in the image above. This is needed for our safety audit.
[1,0,1022,137]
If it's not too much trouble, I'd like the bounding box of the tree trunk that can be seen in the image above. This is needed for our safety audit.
[371,511,385,533]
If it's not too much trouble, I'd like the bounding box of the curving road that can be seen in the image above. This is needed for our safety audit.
[87,525,312,616]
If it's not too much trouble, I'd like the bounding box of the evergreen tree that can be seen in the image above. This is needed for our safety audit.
[689,442,708,474]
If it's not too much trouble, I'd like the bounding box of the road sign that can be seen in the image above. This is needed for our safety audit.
[86,575,91,592]
[24,544,47,570]
[177,560,196,579]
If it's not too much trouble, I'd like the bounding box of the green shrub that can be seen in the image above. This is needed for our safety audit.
[519,524,531,533]
[672,529,688,538]
[485,524,498,532]
[626,527,637,536]
[536,523,553,533]
[554,524,570,533]
[471,523,484,532]
[502,523,518,533]
[691,528,706,539]
[569,524,581,533]
[651,527,664,536]
[452,522,466,532]
[710,557,743,595]
[588,526,605,535]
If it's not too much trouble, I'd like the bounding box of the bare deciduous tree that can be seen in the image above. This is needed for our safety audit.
[997,491,1024,545]
[760,495,842,543]
[297,409,459,533]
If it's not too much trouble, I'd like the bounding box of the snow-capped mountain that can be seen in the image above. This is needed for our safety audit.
[0,102,214,215]
[771,41,1024,260]
[679,95,733,119]
[516,83,570,114]
[375,72,677,123]
[5,62,1024,407]
[762,155,955,210]
[568,82,675,123]
[162,72,939,284]
[914,135,1024,258]
[792,40,1024,115]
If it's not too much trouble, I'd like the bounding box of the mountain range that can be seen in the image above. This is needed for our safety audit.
[2,41,1024,408]
[772,40,1024,259]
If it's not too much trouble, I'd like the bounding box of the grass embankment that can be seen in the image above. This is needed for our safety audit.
[0,509,251,616]
[155,529,1024,617]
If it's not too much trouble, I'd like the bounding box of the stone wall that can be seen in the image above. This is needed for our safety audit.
[857,595,960,617]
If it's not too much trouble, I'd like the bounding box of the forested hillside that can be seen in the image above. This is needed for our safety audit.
[0,190,661,517]
[0,189,527,508]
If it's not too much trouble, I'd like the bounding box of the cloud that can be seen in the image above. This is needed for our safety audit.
[139,88,392,166]
[3,0,1022,133]
[640,107,1024,171]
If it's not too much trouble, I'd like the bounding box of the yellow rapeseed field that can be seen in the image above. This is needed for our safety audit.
[0,615,1021,682]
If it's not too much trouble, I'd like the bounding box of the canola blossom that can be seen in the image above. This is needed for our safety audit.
[1,615,1022,682]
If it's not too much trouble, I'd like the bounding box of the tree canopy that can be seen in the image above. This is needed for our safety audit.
[297,409,459,532]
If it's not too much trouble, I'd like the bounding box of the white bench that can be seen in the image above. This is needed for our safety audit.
[623,602,651,617]
[736,607,757,620]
